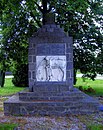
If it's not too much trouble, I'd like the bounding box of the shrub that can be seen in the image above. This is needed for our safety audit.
[85,87,95,93]
[12,64,28,87]
[78,86,95,94]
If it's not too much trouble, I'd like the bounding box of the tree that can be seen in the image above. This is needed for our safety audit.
[0,22,5,87]
[96,48,103,75]
[0,0,103,85]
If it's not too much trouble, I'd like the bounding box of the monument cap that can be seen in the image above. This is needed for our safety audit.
[45,12,55,24]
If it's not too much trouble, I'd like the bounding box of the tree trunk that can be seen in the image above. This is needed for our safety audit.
[42,0,48,25]
[0,70,5,87]
[74,69,77,85]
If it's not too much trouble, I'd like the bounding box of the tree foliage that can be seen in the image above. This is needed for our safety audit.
[0,0,103,85]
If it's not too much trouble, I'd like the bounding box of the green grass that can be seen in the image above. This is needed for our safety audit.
[75,78,103,96]
[0,77,103,96]
[0,78,25,96]
[0,123,18,130]
[87,124,103,130]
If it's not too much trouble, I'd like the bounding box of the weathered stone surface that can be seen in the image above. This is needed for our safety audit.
[29,63,36,71]
[28,56,32,63]
[28,21,74,90]
[4,88,100,116]
[37,43,65,55]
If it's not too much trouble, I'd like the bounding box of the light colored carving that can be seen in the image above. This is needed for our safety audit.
[36,56,66,81]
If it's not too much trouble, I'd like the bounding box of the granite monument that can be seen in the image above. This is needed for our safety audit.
[4,13,100,116]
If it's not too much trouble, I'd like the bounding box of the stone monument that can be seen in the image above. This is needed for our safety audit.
[4,13,100,116]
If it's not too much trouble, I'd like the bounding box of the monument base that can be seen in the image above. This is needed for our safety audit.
[4,88,100,116]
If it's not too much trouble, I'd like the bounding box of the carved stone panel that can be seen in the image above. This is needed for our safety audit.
[36,56,66,82]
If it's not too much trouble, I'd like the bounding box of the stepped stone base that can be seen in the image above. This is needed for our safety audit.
[4,88,100,116]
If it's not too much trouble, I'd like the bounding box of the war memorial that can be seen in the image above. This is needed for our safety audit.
[4,14,100,116]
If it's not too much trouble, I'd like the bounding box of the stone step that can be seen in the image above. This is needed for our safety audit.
[19,95,84,101]
[20,88,85,97]
[33,85,69,92]
[4,101,99,116]
[19,89,85,101]
[4,95,99,116]
[19,91,60,97]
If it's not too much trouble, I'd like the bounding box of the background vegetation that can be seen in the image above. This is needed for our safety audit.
[0,0,103,87]
[0,78,24,96]
[75,78,103,96]
[0,77,103,96]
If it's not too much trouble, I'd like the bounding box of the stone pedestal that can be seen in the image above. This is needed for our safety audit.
[4,88,99,116]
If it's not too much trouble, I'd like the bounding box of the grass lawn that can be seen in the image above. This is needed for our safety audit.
[75,78,103,96]
[87,124,103,130]
[0,78,103,96]
[0,78,25,96]
[0,123,18,130]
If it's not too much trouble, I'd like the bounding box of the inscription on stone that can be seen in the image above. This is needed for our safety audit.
[36,56,66,81]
